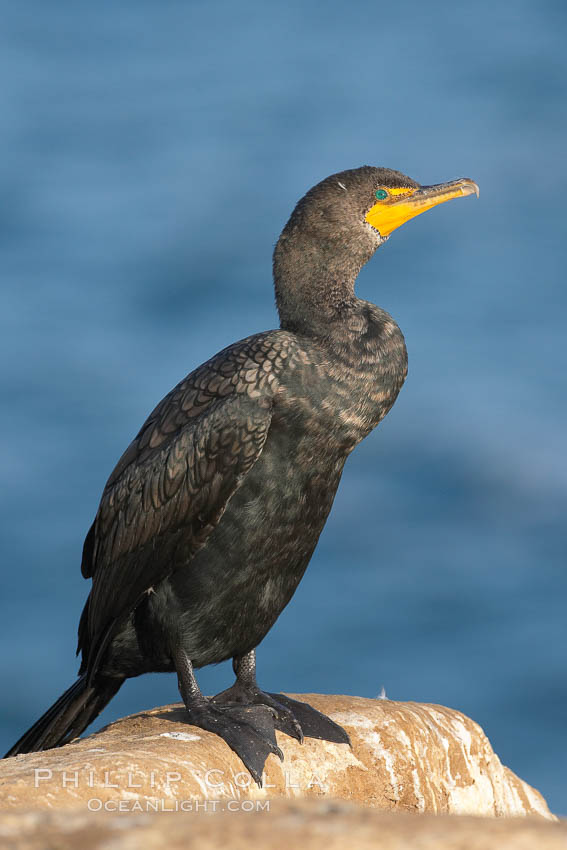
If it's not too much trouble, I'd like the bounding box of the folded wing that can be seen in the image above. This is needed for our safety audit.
[78,346,275,678]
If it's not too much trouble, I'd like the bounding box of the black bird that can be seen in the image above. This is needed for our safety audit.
[5,166,478,783]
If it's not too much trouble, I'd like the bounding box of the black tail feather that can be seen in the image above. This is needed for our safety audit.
[4,674,123,758]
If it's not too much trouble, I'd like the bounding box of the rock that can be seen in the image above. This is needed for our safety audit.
[0,694,554,819]
[0,800,565,850]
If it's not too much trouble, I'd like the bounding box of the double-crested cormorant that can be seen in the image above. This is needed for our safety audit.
[5,166,478,783]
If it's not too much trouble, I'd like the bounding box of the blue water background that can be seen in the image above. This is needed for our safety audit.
[1,0,565,813]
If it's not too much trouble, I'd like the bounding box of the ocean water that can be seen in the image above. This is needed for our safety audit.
[1,0,565,813]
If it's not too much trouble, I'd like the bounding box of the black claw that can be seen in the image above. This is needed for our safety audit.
[270,705,304,743]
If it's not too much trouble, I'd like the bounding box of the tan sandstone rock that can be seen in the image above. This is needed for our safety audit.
[0,801,565,850]
[0,694,554,819]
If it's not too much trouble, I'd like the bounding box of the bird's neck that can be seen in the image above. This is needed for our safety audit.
[273,232,374,337]
[273,216,382,337]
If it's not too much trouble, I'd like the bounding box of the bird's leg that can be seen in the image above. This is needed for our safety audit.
[174,647,283,786]
[210,649,275,709]
[212,650,302,740]
[212,649,350,746]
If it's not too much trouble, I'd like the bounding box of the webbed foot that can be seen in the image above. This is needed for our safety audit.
[212,682,304,742]
[185,700,283,786]
[212,680,350,747]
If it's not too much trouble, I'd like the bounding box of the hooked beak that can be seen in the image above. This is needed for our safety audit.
[365,178,479,238]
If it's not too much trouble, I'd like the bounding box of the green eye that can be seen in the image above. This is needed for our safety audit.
[375,189,388,200]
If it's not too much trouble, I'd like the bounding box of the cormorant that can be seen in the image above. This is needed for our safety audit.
[5,166,478,783]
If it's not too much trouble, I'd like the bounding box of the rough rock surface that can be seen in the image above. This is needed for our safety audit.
[0,801,565,850]
[0,694,553,819]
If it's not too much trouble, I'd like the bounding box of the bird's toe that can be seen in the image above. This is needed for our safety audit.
[266,693,350,745]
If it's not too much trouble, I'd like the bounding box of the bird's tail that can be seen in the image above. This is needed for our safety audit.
[3,673,123,758]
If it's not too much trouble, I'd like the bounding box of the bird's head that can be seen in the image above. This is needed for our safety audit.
[280,165,478,248]
[274,165,478,332]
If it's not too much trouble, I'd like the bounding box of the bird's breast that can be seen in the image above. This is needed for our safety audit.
[276,326,408,452]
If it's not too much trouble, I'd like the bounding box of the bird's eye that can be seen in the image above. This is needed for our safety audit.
[375,189,388,200]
